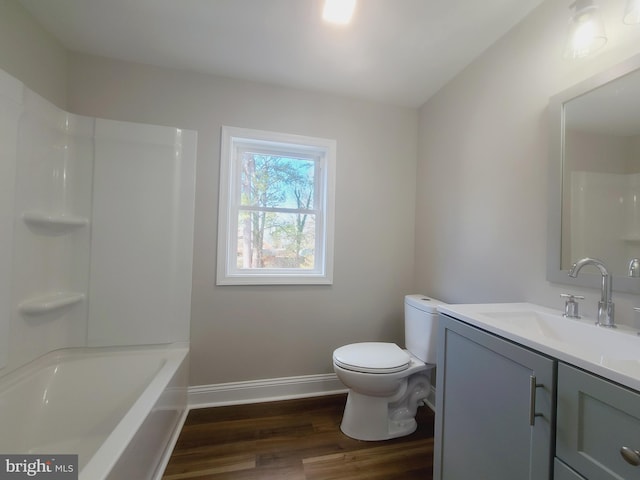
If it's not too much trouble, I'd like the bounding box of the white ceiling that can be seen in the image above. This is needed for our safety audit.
[18,0,543,108]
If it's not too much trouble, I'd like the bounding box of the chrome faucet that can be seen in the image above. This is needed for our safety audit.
[568,257,615,328]
[629,258,640,278]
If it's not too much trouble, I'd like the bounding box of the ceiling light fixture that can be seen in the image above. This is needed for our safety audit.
[565,0,607,59]
[322,0,357,25]
[624,0,640,24]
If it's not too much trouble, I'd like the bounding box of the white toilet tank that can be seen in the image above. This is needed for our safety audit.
[404,294,446,364]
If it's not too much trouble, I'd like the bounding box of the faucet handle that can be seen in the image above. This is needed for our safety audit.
[561,293,584,319]
[633,308,640,336]
[561,293,584,301]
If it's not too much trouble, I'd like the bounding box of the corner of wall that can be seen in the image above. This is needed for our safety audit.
[0,0,68,109]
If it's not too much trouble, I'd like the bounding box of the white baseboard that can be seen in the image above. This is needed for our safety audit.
[188,373,348,409]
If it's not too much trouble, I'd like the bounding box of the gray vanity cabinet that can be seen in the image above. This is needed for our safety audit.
[556,362,640,480]
[434,314,555,480]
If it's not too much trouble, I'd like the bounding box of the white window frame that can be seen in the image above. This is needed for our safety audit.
[217,126,336,285]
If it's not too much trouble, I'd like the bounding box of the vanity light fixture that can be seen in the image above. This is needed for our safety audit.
[322,0,357,25]
[624,0,640,24]
[565,0,607,59]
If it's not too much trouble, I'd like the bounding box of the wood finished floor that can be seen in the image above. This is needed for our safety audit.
[162,394,434,480]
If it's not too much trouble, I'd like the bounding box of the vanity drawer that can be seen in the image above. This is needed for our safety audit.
[554,459,586,480]
[557,363,640,479]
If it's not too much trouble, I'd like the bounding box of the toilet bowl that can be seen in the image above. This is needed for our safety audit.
[333,344,433,440]
[332,295,444,441]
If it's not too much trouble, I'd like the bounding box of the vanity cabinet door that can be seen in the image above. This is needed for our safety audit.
[557,362,640,480]
[434,314,555,480]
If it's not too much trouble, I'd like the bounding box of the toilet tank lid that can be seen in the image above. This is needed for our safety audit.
[404,294,446,313]
[333,342,410,373]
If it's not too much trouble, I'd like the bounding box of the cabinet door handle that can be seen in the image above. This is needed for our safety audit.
[621,446,640,466]
[529,375,543,426]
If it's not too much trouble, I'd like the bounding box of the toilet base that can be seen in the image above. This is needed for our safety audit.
[339,391,420,441]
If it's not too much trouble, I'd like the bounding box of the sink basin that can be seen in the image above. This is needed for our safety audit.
[438,303,640,391]
[482,309,639,356]
[483,310,585,342]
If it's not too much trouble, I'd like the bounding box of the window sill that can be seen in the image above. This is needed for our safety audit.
[216,273,333,286]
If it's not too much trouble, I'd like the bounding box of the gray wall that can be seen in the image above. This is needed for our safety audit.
[66,53,419,386]
[0,0,67,108]
[415,0,640,325]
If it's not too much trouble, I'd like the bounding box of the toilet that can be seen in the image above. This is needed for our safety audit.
[332,294,444,441]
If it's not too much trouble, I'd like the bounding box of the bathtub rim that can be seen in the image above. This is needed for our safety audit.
[82,343,188,479]
[0,342,189,385]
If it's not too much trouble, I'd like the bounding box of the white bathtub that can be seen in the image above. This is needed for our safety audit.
[0,344,189,480]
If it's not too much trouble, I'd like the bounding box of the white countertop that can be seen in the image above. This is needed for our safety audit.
[438,303,640,391]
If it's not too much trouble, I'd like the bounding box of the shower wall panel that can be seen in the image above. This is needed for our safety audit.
[88,120,196,346]
[0,66,196,375]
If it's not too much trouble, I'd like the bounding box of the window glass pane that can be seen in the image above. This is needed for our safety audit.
[240,153,315,210]
[218,126,334,285]
[236,211,316,269]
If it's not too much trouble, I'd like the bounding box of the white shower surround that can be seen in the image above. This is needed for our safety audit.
[0,66,196,479]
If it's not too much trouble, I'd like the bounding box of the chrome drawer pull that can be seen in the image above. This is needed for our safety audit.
[529,375,543,426]
[621,446,640,466]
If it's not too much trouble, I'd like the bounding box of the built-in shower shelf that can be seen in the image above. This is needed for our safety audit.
[23,211,89,231]
[19,292,85,315]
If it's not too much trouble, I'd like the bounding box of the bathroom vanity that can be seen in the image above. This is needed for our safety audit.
[434,303,640,480]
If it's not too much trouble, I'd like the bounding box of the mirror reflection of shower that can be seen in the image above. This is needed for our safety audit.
[566,170,640,277]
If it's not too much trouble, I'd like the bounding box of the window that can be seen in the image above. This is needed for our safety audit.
[217,126,336,285]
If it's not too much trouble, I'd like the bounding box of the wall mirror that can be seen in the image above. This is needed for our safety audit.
[548,53,640,294]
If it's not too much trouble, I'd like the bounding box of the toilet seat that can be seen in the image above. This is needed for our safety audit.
[333,342,410,374]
